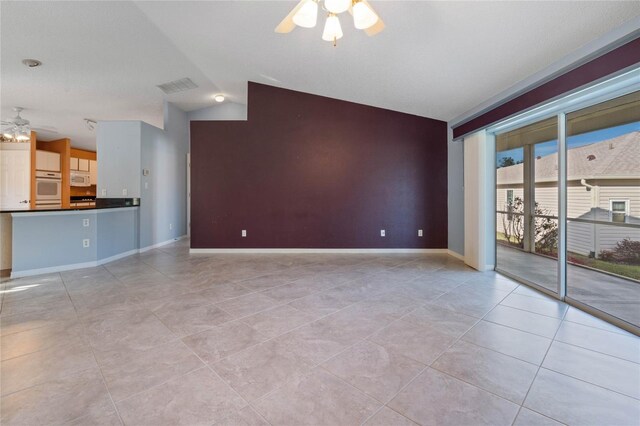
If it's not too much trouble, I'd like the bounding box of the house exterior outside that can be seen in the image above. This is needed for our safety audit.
[496,130,640,257]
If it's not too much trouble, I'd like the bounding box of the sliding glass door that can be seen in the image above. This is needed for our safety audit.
[565,92,640,328]
[495,89,640,331]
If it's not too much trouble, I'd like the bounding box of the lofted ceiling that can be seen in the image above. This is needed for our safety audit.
[2,1,639,151]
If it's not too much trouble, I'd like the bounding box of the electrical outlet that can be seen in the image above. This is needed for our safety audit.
[169,223,173,230]
[380,229,385,237]
[101,189,107,196]
[83,218,90,227]
[122,188,128,196]
[241,230,247,237]
[82,239,90,248]
[418,229,423,237]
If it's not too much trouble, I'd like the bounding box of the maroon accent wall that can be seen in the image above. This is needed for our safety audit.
[191,82,448,249]
[453,36,640,139]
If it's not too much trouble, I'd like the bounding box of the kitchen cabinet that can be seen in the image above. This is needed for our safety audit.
[35,150,61,172]
[89,160,97,186]
[78,158,89,172]
[70,157,79,170]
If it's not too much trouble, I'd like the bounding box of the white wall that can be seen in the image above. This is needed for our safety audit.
[463,130,496,271]
[139,102,189,248]
[448,126,464,257]
[187,102,247,121]
[96,121,142,198]
[97,102,189,250]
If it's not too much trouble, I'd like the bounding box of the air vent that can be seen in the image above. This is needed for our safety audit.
[156,77,198,94]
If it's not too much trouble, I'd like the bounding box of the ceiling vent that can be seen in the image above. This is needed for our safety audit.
[156,77,198,94]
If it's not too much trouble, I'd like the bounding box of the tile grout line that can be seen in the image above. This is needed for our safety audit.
[358,282,522,425]
[510,302,570,426]
[58,271,127,426]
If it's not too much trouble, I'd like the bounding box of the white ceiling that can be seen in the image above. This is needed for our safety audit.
[2,1,639,151]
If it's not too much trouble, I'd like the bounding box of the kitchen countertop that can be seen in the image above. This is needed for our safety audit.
[1,198,139,213]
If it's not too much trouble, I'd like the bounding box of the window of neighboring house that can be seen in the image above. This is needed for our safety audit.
[610,200,629,223]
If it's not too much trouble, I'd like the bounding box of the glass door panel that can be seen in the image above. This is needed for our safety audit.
[496,117,559,294]
[566,91,640,328]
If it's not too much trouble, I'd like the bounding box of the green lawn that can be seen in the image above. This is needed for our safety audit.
[568,253,640,281]
[496,233,640,281]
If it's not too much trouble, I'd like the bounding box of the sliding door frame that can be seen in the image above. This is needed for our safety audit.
[487,68,640,335]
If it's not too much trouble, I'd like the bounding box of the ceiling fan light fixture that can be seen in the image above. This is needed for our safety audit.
[352,0,379,29]
[15,127,30,141]
[322,13,343,45]
[293,0,318,28]
[324,0,350,14]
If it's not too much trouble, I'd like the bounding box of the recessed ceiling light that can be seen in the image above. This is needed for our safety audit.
[22,59,42,68]
[214,94,225,103]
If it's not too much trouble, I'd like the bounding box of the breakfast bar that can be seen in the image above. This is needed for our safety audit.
[5,204,139,277]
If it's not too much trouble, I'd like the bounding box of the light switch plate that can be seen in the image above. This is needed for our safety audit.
[380,229,385,237]
[122,188,128,196]
[418,229,423,237]
[101,189,107,196]
[241,230,247,237]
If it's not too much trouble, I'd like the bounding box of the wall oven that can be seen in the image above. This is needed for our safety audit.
[35,170,62,209]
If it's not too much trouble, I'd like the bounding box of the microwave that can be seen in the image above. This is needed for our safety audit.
[71,171,91,187]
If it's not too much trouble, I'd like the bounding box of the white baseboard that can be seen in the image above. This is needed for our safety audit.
[97,249,141,266]
[10,241,464,278]
[190,248,450,254]
[11,260,100,278]
[447,249,465,261]
[139,235,187,253]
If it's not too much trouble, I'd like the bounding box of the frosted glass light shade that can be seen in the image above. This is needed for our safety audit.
[352,0,378,29]
[324,0,350,14]
[322,14,343,42]
[15,127,30,141]
[293,0,318,28]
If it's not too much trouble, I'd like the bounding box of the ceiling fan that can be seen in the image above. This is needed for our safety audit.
[1,107,58,142]
[275,0,384,46]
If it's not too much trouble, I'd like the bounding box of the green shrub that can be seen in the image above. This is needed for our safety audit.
[599,239,640,265]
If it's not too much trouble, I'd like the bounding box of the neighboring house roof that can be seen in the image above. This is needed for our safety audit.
[497,131,640,184]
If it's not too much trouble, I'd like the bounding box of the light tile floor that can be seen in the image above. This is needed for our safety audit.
[1,239,639,425]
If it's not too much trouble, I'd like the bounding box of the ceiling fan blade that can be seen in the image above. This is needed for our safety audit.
[275,0,306,33]
[364,17,384,36]
[1,120,14,126]
[361,0,384,36]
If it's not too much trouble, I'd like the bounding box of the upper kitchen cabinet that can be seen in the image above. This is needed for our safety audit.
[78,158,89,171]
[89,160,97,185]
[35,149,61,172]
[69,148,97,188]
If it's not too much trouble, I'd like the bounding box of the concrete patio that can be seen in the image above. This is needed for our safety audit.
[497,245,640,327]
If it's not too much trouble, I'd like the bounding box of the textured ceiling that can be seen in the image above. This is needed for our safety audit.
[2,1,639,150]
